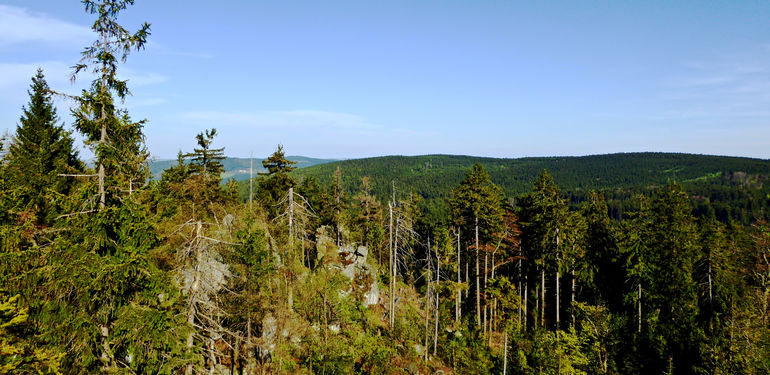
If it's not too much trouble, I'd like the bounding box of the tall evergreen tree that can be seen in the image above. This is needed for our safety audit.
[71,0,151,210]
[257,144,297,218]
[4,69,82,226]
[449,163,504,327]
[353,176,384,252]
[518,170,569,330]
[646,184,703,373]
[34,3,188,373]
[184,128,225,180]
[581,191,623,311]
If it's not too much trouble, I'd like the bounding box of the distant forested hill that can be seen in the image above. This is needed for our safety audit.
[273,153,770,223]
[149,155,337,181]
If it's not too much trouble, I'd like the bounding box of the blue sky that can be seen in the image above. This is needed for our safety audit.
[1,1,769,159]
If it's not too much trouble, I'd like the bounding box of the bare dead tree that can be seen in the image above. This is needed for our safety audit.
[275,187,316,310]
[176,219,233,375]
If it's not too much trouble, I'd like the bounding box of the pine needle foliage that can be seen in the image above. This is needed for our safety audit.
[4,69,82,227]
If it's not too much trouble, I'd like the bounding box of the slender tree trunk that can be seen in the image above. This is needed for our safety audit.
[523,274,528,331]
[186,220,203,375]
[465,259,469,300]
[233,336,240,375]
[335,167,342,246]
[556,229,560,330]
[288,188,294,247]
[288,189,295,311]
[208,338,216,375]
[246,315,253,368]
[434,249,440,357]
[638,283,642,333]
[424,258,431,362]
[100,325,113,371]
[518,277,523,330]
[708,261,713,307]
[389,203,394,328]
[456,228,461,323]
[503,332,508,375]
[492,248,497,333]
[390,218,401,327]
[249,153,253,211]
[476,216,481,326]
[98,29,107,210]
[556,267,560,330]
[571,265,576,327]
[535,283,539,329]
[541,267,545,327]
[483,248,488,335]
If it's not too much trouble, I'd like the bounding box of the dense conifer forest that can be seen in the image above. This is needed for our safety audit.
[1,1,770,374]
[282,153,770,225]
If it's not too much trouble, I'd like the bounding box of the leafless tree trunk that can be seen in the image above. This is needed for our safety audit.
[392,216,399,329]
[571,264,576,327]
[246,315,252,370]
[186,221,203,375]
[708,261,713,306]
[389,202,394,328]
[249,152,253,211]
[483,247,488,336]
[524,274,528,331]
[465,258,469,301]
[503,332,508,375]
[424,247,431,362]
[638,284,642,333]
[541,267,545,328]
[98,28,107,210]
[208,338,217,375]
[288,187,294,246]
[518,270,523,330]
[233,335,241,375]
[476,216,481,326]
[100,325,113,371]
[434,248,440,357]
[456,228,461,323]
[556,228,560,330]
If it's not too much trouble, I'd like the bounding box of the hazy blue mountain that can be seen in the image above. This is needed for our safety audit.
[148,155,338,181]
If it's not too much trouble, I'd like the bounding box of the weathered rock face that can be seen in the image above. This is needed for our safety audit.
[314,226,379,307]
[179,248,231,299]
[336,244,378,307]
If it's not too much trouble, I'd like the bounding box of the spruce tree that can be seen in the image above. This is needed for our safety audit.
[518,170,569,330]
[4,69,82,226]
[71,0,151,210]
[449,163,504,327]
[257,144,297,217]
[581,191,623,311]
[184,128,225,180]
[35,2,187,373]
[646,184,703,373]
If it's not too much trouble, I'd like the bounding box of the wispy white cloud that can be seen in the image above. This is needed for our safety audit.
[0,61,75,102]
[658,53,770,120]
[125,97,167,108]
[145,41,214,60]
[179,110,383,132]
[0,5,92,47]
[122,70,169,87]
[158,109,433,158]
[0,62,167,105]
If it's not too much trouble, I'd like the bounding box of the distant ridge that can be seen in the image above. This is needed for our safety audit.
[289,152,770,196]
[148,155,338,181]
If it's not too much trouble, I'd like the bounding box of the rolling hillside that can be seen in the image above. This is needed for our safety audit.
[278,152,770,223]
[289,152,769,195]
